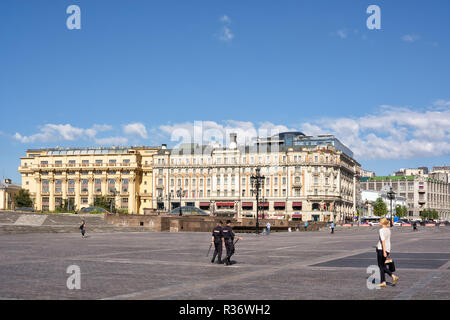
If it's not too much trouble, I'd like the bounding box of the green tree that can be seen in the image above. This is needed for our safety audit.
[395,205,408,218]
[15,189,33,208]
[94,196,112,211]
[431,209,439,220]
[373,197,388,217]
[420,209,430,220]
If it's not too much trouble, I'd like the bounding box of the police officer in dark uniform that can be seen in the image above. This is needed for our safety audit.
[211,220,225,264]
[222,220,243,266]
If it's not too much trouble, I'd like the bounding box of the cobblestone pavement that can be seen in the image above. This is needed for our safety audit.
[0,226,449,300]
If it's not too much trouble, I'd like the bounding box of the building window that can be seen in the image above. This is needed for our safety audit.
[95,179,101,192]
[121,179,129,193]
[81,179,88,193]
[55,180,62,193]
[42,180,49,193]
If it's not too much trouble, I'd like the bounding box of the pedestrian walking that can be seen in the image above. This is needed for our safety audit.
[330,221,335,234]
[376,218,399,287]
[211,220,225,264]
[413,221,417,231]
[222,220,243,266]
[266,222,271,235]
[80,219,86,238]
[304,221,308,231]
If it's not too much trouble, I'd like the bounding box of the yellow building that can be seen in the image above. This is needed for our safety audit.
[0,179,21,210]
[18,146,159,214]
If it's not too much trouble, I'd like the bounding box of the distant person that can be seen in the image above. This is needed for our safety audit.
[330,221,335,234]
[80,219,86,238]
[304,221,308,231]
[376,218,399,288]
[266,222,271,235]
[413,221,417,231]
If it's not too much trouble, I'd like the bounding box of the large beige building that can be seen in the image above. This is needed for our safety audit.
[152,133,361,222]
[17,132,361,222]
[18,146,159,214]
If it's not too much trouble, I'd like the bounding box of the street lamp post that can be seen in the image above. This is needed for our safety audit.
[387,186,396,227]
[250,168,265,235]
[167,191,173,214]
[177,189,185,216]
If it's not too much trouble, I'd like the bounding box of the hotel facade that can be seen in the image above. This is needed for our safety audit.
[18,132,361,222]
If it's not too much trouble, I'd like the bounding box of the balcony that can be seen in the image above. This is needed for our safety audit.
[94,163,103,167]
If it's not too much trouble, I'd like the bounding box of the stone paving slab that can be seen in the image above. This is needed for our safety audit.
[0,226,449,300]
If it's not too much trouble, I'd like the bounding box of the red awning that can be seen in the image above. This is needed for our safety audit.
[242,202,253,207]
[292,202,303,207]
[199,202,210,206]
[273,213,285,216]
[274,202,286,207]
[216,202,234,206]
[259,202,269,207]
[292,214,302,218]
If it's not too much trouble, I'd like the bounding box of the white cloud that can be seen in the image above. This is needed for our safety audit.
[402,34,421,42]
[219,26,234,42]
[159,120,296,148]
[217,15,234,42]
[434,99,450,107]
[123,122,148,139]
[14,124,111,143]
[220,15,231,24]
[94,136,128,145]
[299,105,450,160]
[336,29,347,39]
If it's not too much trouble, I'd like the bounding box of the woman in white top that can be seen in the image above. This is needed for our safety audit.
[376,218,399,287]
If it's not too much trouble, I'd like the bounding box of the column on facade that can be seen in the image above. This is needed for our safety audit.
[35,177,41,210]
[49,178,55,211]
[62,177,67,202]
[101,176,107,196]
[115,177,120,209]
[88,176,94,206]
[74,177,81,211]
[128,176,136,214]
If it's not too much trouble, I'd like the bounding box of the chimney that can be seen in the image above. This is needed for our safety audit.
[230,133,237,144]
[229,133,237,149]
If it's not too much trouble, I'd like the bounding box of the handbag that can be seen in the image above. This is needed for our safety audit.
[385,258,396,272]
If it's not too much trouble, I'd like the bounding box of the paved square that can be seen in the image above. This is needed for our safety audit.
[0,226,449,300]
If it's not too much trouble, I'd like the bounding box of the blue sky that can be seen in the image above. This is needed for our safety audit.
[1,0,449,183]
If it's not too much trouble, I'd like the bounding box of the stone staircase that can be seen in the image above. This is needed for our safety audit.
[0,211,152,235]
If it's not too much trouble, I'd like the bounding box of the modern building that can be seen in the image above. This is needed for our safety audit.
[256,132,354,158]
[18,146,160,214]
[0,179,21,210]
[152,133,361,222]
[360,175,450,220]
